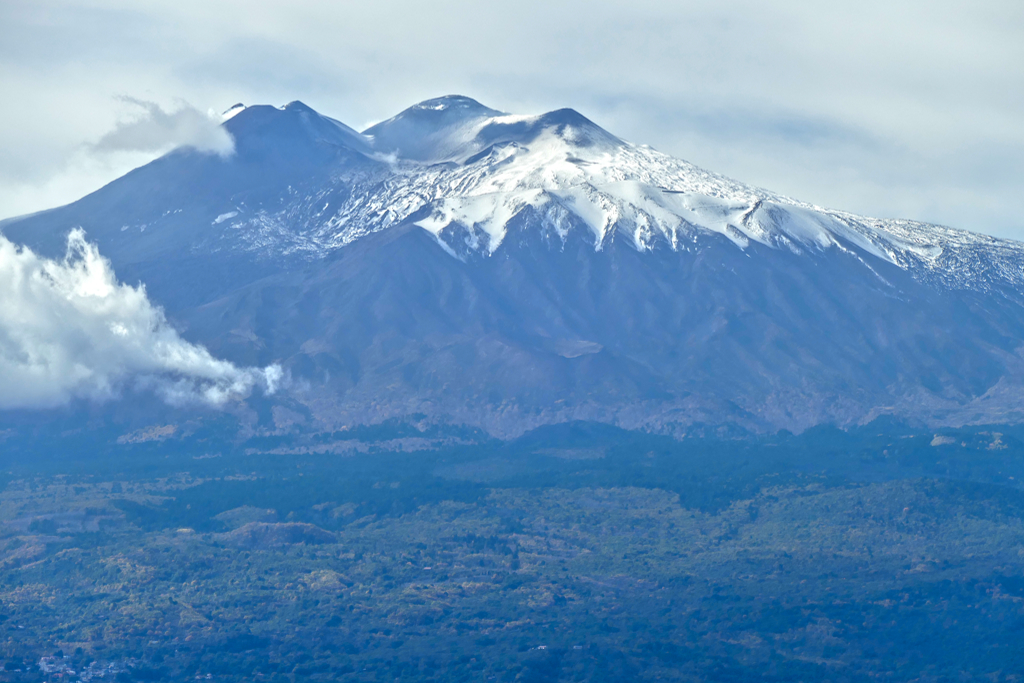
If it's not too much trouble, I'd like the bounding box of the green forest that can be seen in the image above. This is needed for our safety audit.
[2,420,1024,681]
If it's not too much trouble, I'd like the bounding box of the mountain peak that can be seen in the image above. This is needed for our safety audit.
[223,101,370,158]
[364,95,502,133]
[362,95,504,162]
[474,107,621,151]
[281,100,316,112]
[409,95,499,115]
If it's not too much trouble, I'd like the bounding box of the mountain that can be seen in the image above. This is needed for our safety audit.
[5,95,1024,436]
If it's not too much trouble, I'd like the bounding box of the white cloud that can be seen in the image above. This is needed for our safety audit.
[0,229,281,410]
[92,97,234,157]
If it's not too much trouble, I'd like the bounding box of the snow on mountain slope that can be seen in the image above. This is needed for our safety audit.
[210,96,1024,295]
[5,95,1024,436]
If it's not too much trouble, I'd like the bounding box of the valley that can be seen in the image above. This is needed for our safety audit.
[2,424,1024,681]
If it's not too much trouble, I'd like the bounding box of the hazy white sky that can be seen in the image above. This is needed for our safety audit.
[2,0,1022,238]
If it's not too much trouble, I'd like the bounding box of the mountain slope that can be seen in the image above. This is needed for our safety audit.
[5,95,1024,435]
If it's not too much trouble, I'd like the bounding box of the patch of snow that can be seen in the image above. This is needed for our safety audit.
[222,104,245,121]
[205,103,1024,294]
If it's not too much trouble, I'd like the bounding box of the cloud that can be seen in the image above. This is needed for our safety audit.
[0,229,281,410]
[0,0,1021,237]
[92,98,234,157]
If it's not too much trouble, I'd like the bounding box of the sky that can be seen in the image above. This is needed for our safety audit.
[1,0,1022,239]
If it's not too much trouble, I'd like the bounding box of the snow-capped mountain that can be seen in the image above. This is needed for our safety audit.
[5,95,1024,435]
[170,96,1024,292]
